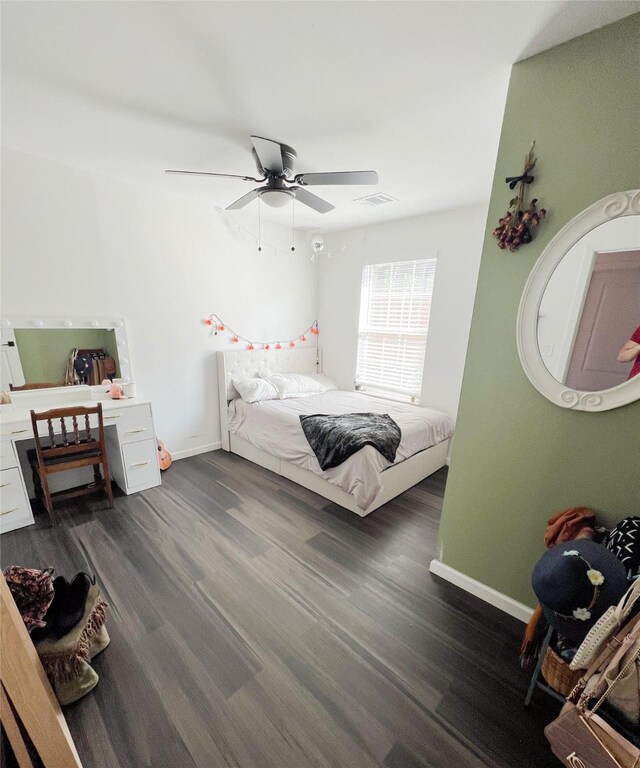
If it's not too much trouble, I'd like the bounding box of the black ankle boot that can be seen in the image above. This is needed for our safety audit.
[52,572,95,638]
[31,576,69,642]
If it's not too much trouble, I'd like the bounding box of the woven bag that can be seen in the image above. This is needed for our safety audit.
[543,646,584,697]
[571,580,640,671]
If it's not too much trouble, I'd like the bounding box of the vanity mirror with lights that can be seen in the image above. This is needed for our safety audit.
[517,190,640,411]
[0,317,161,534]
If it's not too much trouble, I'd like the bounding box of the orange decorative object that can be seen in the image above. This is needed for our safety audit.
[217,324,225,331]
[275,343,282,350]
[157,439,172,471]
[204,318,214,326]
[232,336,239,343]
[301,335,307,342]
[247,343,255,350]
[264,344,270,350]
[289,341,295,347]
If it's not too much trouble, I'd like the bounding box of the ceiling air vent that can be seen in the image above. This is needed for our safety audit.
[354,193,397,207]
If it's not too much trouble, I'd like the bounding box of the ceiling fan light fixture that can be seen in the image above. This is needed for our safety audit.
[168,136,378,214]
[258,189,294,208]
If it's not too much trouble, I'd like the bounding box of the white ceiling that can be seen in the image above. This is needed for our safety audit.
[1,1,636,231]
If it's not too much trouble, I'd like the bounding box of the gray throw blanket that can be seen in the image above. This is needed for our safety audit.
[299,412,402,471]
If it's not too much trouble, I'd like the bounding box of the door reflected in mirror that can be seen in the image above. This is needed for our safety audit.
[537,215,640,392]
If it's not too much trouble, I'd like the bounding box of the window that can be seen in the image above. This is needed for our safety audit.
[356,258,436,401]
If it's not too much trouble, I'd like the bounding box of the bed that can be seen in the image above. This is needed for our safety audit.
[217,348,452,516]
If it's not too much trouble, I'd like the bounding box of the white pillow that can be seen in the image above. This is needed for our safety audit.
[232,377,278,404]
[306,373,339,391]
[259,372,338,399]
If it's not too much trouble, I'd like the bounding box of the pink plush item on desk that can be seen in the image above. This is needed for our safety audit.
[109,383,128,400]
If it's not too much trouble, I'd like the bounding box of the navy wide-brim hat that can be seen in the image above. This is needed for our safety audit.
[532,539,629,644]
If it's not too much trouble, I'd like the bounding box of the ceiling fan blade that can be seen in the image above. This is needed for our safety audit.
[226,189,259,210]
[251,136,284,174]
[294,170,378,186]
[291,187,335,214]
[165,170,263,182]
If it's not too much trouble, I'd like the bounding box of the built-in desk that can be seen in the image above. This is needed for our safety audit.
[0,386,161,533]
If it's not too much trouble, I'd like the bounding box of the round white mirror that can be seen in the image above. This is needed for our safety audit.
[517,190,640,411]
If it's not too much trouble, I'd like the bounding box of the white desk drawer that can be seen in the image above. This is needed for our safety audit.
[103,405,153,439]
[0,425,31,440]
[0,441,18,471]
[0,467,33,532]
[118,415,155,445]
[122,439,160,492]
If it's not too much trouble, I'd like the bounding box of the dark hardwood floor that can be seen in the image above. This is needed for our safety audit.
[1,451,560,767]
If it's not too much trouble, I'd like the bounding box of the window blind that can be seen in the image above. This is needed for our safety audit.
[356,258,436,397]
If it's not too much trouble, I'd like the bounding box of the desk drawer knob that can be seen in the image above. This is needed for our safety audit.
[0,482,11,488]
[130,460,150,468]
[104,415,122,420]
[0,429,29,436]
[0,508,18,516]
[126,428,147,434]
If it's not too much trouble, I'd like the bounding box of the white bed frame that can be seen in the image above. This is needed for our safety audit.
[217,348,449,517]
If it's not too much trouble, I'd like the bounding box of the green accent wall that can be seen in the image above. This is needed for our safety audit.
[14,328,120,384]
[438,15,640,608]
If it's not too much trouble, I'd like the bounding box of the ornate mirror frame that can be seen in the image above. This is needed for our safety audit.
[517,189,640,412]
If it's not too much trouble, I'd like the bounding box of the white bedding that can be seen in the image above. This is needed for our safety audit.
[227,390,453,509]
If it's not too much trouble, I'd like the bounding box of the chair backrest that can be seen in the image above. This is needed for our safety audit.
[10,382,61,392]
[30,403,106,461]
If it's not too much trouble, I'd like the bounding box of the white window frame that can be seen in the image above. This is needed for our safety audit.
[355,257,437,404]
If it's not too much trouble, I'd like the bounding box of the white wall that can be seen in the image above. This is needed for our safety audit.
[1,148,317,456]
[317,205,487,421]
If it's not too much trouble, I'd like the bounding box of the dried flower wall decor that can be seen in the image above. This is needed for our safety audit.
[492,142,546,252]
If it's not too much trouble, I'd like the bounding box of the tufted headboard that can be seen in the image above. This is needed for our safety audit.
[217,347,321,450]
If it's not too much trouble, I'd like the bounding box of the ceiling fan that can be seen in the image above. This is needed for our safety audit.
[165,136,378,214]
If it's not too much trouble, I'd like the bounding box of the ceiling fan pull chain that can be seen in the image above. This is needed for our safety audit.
[257,197,262,253]
[291,198,296,253]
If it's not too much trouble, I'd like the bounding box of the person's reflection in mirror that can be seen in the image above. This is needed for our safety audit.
[617,323,640,379]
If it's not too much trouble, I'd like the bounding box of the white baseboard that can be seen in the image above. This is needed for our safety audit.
[429,559,534,624]
[171,442,222,461]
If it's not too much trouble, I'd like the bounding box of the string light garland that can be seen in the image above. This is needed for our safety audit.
[204,314,319,351]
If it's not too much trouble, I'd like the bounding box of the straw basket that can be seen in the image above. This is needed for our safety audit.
[541,646,584,697]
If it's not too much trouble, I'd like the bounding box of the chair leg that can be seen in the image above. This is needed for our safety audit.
[103,465,114,509]
[30,461,42,499]
[524,625,553,707]
[92,464,103,485]
[39,471,57,527]
[99,446,114,508]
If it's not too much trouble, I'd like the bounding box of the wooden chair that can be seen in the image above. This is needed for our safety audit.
[27,404,114,526]
[9,382,61,391]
